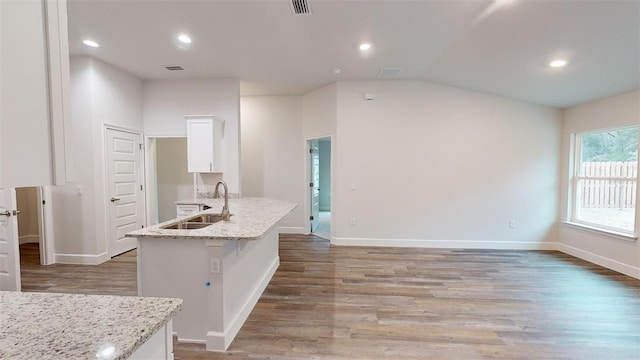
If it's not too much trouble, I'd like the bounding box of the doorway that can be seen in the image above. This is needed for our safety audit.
[146,137,194,224]
[15,186,53,266]
[307,137,331,240]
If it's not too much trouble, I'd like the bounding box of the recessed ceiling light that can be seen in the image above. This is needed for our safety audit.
[359,43,371,51]
[178,34,192,44]
[331,68,342,75]
[82,40,99,48]
[494,0,514,6]
[549,59,567,68]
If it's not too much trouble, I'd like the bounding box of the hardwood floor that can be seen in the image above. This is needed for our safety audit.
[20,236,640,359]
[20,243,137,296]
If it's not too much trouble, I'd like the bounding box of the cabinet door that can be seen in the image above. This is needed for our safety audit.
[186,118,224,173]
[187,119,214,173]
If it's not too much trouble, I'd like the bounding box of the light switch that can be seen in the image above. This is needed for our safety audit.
[76,186,83,196]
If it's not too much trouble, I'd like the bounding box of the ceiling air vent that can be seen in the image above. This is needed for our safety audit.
[164,65,184,71]
[291,0,312,15]
[377,68,402,80]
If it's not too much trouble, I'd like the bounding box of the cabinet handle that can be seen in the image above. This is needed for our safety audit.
[0,210,11,217]
[110,197,121,203]
[210,162,212,171]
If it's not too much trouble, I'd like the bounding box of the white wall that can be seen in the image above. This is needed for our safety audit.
[302,83,337,139]
[51,56,143,262]
[559,90,640,278]
[240,96,305,231]
[143,79,241,193]
[156,138,192,222]
[0,0,52,187]
[333,80,561,249]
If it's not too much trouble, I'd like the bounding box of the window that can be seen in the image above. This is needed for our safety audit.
[571,126,638,234]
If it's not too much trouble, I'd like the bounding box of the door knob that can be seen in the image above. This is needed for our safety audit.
[0,210,10,217]
[110,197,121,203]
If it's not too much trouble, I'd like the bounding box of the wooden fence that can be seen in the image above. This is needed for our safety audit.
[580,161,637,209]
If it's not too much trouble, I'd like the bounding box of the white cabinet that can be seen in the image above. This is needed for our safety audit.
[176,204,201,217]
[0,0,74,187]
[128,321,174,360]
[186,116,224,173]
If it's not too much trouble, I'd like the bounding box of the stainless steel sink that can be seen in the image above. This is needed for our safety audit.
[160,213,232,230]
[189,214,232,223]
[161,222,212,230]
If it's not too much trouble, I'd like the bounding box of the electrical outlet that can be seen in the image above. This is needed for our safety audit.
[76,186,83,196]
[210,258,221,273]
[351,183,356,191]
[509,220,516,229]
[350,218,356,226]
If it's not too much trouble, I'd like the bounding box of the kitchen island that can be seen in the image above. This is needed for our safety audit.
[126,198,296,352]
[0,291,182,360]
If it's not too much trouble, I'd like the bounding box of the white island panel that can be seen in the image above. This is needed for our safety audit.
[206,227,280,350]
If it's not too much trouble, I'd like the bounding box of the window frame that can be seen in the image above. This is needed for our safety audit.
[569,125,639,237]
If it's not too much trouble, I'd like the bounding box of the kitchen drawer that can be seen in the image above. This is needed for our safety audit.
[176,204,201,217]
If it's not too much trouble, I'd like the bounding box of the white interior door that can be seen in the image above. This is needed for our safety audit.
[0,188,21,291]
[106,128,144,257]
[310,141,320,232]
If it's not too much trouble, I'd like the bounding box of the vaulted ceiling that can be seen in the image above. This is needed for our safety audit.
[68,0,640,108]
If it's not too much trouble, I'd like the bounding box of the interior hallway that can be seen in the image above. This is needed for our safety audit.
[313,210,331,240]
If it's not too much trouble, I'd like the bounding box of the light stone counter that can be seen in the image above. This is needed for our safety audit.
[130,198,297,352]
[0,291,182,360]
[127,197,297,240]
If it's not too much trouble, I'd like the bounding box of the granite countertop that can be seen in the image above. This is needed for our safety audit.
[0,291,182,360]
[127,197,297,240]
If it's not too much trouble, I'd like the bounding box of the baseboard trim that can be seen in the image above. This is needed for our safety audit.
[206,256,280,351]
[19,235,40,245]
[331,237,558,250]
[175,337,206,345]
[54,252,110,265]
[279,226,305,234]
[557,243,640,279]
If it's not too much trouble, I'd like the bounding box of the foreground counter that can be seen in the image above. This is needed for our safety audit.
[0,291,182,360]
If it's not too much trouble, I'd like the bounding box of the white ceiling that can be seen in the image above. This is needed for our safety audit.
[67,0,640,109]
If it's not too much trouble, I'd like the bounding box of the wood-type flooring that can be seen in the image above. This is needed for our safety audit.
[19,235,640,359]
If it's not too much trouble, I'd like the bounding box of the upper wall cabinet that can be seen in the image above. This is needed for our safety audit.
[0,0,74,187]
[185,116,225,173]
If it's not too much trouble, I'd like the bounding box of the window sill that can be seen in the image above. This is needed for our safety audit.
[561,221,638,242]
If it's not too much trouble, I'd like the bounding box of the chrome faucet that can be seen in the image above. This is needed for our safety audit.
[214,181,231,221]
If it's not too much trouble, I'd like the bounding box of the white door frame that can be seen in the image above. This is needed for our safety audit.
[304,135,333,239]
[37,186,55,265]
[104,125,146,257]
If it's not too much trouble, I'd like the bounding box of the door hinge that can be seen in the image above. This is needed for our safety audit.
[309,148,314,154]
[139,143,143,150]
[42,200,46,205]
[310,216,314,220]
[141,225,144,228]
[140,185,143,191]
[309,182,313,187]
